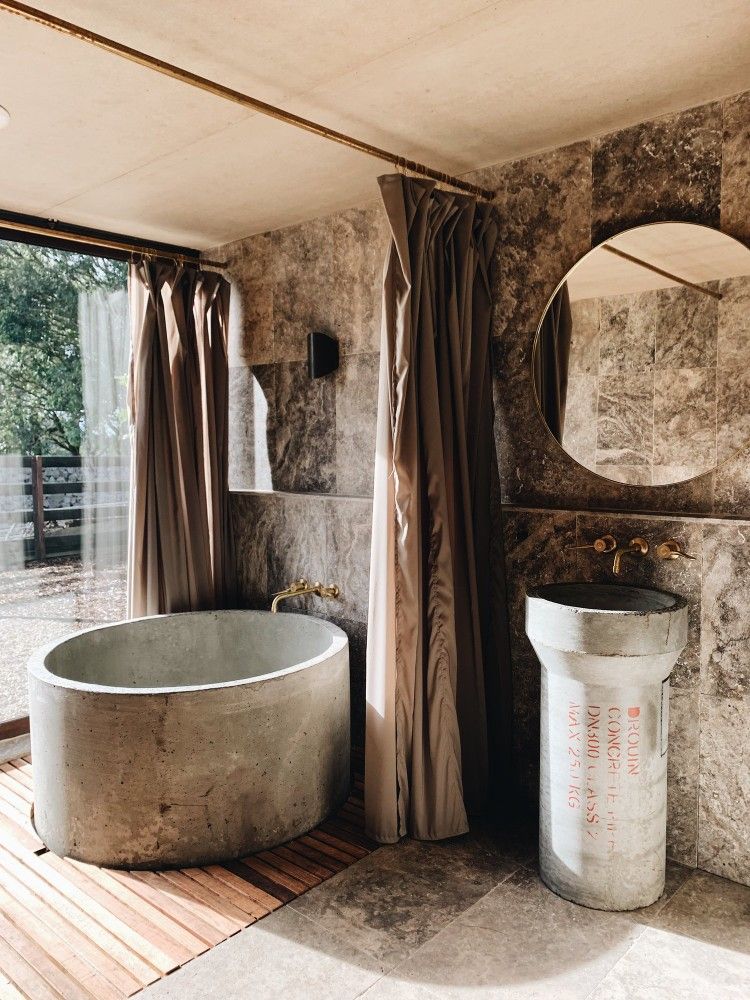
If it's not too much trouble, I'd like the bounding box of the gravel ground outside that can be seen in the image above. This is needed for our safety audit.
[0,558,126,720]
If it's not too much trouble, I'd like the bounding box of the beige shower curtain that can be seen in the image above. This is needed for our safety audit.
[365,175,511,843]
[127,261,235,617]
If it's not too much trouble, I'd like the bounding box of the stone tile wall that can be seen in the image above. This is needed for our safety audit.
[219,89,750,885]
[564,280,750,485]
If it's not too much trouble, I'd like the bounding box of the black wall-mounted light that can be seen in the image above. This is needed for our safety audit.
[307,331,339,379]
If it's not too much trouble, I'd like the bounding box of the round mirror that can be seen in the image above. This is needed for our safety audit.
[532,222,750,486]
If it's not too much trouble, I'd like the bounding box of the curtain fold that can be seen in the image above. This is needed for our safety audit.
[127,261,235,618]
[533,282,572,442]
[365,175,511,843]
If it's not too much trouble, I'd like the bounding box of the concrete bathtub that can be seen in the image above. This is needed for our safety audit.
[28,610,350,868]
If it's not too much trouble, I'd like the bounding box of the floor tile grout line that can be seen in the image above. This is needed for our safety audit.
[288,851,531,989]
[285,896,406,982]
[579,925,648,1000]
[362,858,531,980]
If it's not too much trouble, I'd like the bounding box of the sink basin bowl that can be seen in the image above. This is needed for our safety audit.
[525,582,689,911]
[526,582,687,667]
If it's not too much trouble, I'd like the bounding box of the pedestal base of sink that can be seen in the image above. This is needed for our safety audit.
[526,583,688,912]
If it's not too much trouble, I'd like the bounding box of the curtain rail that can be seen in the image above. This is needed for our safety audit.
[0,0,495,203]
[601,245,723,300]
[0,217,226,269]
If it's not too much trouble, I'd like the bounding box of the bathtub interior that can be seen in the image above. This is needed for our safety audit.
[39,611,342,689]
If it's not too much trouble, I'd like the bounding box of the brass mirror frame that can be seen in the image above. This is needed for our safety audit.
[530,221,750,489]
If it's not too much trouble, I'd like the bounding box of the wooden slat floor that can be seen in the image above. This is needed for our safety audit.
[0,756,373,998]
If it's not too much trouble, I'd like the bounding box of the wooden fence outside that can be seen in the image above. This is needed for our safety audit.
[0,456,128,564]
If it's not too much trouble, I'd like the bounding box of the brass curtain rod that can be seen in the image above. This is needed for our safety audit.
[602,244,722,301]
[0,0,495,202]
[0,216,226,269]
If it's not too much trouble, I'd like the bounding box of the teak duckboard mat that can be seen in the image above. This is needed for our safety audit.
[0,754,372,998]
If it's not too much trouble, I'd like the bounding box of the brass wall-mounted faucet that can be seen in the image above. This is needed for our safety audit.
[612,537,649,575]
[271,578,340,613]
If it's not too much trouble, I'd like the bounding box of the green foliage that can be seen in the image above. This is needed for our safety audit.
[0,241,127,455]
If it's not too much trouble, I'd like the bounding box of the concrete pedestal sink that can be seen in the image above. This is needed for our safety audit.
[526,583,688,911]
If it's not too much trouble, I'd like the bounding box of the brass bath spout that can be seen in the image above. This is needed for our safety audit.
[612,537,649,575]
[271,578,340,613]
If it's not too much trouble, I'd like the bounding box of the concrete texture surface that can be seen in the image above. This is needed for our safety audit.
[527,583,688,910]
[29,611,350,867]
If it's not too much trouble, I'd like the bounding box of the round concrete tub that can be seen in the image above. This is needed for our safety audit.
[28,611,350,868]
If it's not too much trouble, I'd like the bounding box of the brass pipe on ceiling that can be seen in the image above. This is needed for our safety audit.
[0,217,226,269]
[0,0,496,202]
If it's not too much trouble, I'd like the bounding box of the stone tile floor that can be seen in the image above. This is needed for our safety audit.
[0,559,126,719]
[143,823,750,1000]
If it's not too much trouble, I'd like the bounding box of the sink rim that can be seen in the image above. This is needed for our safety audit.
[526,581,688,615]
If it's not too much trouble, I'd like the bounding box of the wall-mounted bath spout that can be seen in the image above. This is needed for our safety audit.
[271,578,340,613]
[612,537,649,574]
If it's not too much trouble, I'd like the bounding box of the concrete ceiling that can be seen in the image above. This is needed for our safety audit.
[0,1,749,249]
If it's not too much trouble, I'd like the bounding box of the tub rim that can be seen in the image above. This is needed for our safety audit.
[27,609,348,697]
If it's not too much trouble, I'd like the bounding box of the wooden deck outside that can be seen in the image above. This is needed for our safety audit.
[0,756,373,998]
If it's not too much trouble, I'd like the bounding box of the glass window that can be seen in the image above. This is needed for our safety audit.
[0,239,129,725]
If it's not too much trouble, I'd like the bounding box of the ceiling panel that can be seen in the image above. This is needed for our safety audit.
[0,0,748,247]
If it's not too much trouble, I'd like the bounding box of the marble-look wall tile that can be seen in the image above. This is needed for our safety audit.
[592,103,722,244]
[597,464,652,485]
[336,353,379,497]
[325,497,372,625]
[667,690,700,867]
[231,491,279,607]
[717,274,750,370]
[272,361,336,493]
[490,141,592,343]
[598,293,655,374]
[266,493,328,614]
[229,366,256,491]
[269,205,389,362]
[721,91,750,244]
[213,233,274,366]
[712,444,750,515]
[493,359,594,511]
[574,513,703,689]
[716,368,750,464]
[568,298,599,374]
[596,375,654,468]
[655,284,718,370]
[652,368,716,470]
[698,695,750,885]
[561,375,597,469]
[700,522,750,698]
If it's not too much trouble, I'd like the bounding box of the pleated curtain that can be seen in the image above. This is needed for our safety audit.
[127,261,236,617]
[365,175,512,843]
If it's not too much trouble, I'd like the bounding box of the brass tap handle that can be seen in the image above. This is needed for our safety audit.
[565,534,617,554]
[272,578,308,596]
[656,539,696,561]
